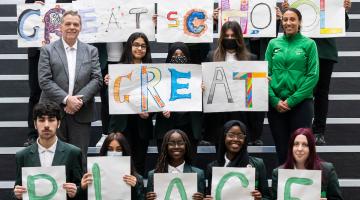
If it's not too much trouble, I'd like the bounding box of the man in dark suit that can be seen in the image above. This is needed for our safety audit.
[13,101,83,200]
[38,10,103,162]
[24,0,74,146]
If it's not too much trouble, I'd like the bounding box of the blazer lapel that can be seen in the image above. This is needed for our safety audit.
[74,41,85,85]
[52,140,66,166]
[29,143,41,167]
[54,39,69,79]
[183,163,193,173]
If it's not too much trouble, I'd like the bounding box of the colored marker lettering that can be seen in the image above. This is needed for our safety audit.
[18,9,41,41]
[27,174,58,200]
[78,8,98,33]
[184,9,208,37]
[141,66,165,111]
[43,6,65,45]
[165,177,188,200]
[284,177,313,200]
[113,72,132,103]
[92,163,102,200]
[215,172,249,200]
[167,11,179,28]
[168,68,191,101]
[233,72,266,108]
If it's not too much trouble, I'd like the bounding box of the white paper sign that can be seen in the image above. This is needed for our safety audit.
[211,167,255,200]
[202,61,268,113]
[22,166,66,200]
[156,0,214,43]
[87,156,131,200]
[219,0,277,38]
[108,64,202,114]
[278,169,321,200]
[17,0,155,47]
[154,173,197,200]
[288,0,345,37]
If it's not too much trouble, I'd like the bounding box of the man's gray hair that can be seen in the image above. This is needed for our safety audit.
[61,10,82,25]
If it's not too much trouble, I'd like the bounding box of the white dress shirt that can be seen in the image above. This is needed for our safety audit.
[62,38,78,104]
[225,52,237,61]
[224,154,231,167]
[37,137,58,167]
[168,161,185,173]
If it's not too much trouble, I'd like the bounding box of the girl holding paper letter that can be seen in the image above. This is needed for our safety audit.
[265,8,319,164]
[104,32,154,176]
[271,128,343,200]
[146,129,206,200]
[204,120,271,200]
[81,132,145,200]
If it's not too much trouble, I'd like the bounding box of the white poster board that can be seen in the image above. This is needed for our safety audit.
[219,0,277,38]
[22,166,66,200]
[288,0,345,37]
[87,156,131,200]
[202,61,268,113]
[156,0,213,43]
[278,169,321,200]
[108,64,202,114]
[154,173,197,200]
[17,0,155,47]
[211,167,255,200]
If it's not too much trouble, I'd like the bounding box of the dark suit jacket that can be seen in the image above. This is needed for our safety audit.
[14,140,83,199]
[206,156,271,200]
[272,162,343,200]
[146,163,206,195]
[38,39,103,123]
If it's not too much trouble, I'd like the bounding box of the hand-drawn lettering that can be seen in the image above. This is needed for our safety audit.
[215,172,249,200]
[165,177,188,200]
[250,3,272,30]
[233,72,266,108]
[43,6,65,45]
[78,8,97,33]
[27,174,58,200]
[141,66,165,111]
[106,7,121,32]
[92,163,102,200]
[18,9,41,41]
[114,72,132,103]
[167,11,179,28]
[184,9,208,37]
[207,67,233,104]
[129,7,148,29]
[284,177,313,200]
[168,68,191,101]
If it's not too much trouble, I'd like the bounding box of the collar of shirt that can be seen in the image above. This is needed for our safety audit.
[168,161,185,173]
[37,137,58,154]
[224,154,231,167]
[62,38,78,51]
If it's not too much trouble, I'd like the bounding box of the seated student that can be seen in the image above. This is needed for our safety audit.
[146,129,205,200]
[81,132,145,200]
[272,128,343,200]
[154,42,202,153]
[13,101,83,199]
[204,120,271,200]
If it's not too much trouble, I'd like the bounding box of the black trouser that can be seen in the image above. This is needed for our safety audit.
[27,50,41,139]
[268,99,314,164]
[312,59,335,135]
[100,64,109,134]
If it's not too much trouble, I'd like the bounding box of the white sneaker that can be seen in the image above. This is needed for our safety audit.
[96,134,107,147]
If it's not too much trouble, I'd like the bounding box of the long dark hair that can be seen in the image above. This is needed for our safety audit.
[283,128,322,170]
[120,32,152,64]
[99,132,139,176]
[154,129,193,173]
[282,8,302,34]
[214,21,250,61]
[216,120,250,167]
[165,42,191,63]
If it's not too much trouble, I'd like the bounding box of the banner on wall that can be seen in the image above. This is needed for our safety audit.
[22,166,66,200]
[154,173,197,200]
[87,157,131,200]
[108,64,202,114]
[202,61,268,113]
[211,167,255,200]
[288,0,345,37]
[156,0,214,43]
[17,0,155,47]
[278,169,321,200]
[219,0,277,38]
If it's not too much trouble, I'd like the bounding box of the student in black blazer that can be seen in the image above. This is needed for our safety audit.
[205,120,271,200]
[14,102,83,200]
[271,128,343,200]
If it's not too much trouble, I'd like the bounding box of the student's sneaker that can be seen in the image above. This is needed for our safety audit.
[96,134,107,147]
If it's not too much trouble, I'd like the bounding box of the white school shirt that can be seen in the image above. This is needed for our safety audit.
[168,161,185,173]
[225,52,237,62]
[37,137,58,167]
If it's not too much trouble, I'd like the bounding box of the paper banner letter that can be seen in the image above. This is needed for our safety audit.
[113,72,132,103]
[92,163,102,200]
[141,66,165,111]
[207,67,233,104]
[43,6,65,45]
[129,7,148,29]
[250,3,272,32]
[169,68,191,101]
[184,9,208,37]
[79,8,98,33]
[233,72,266,108]
[284,177,313,200]
[165,178,188,200]
[167,11,179,28]
[215,172,249,200]
[27,174,58,199]
[319,0,342,34]
[18,9,41,41]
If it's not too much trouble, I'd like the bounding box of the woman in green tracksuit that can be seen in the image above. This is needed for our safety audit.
[265,8,319,164]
